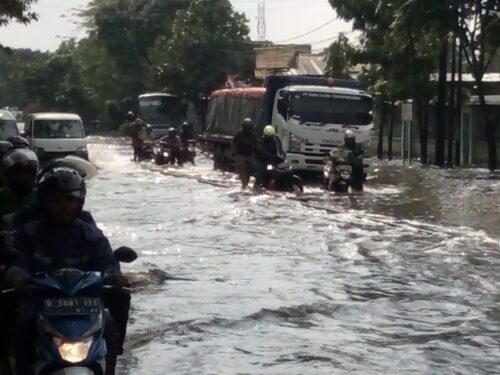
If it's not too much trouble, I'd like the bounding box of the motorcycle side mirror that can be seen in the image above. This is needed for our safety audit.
[114,247,138,263]
[0,248,21,266]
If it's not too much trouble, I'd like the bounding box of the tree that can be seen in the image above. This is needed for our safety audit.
[151,0,251,98]
[328,0,438,164]
[0,0,38,50]
[324,33,355,79]
[80,0,189,98]
[456,0,500,170]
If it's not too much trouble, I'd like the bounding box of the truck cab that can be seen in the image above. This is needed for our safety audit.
[25,113,88,162]
[272,85,373,172]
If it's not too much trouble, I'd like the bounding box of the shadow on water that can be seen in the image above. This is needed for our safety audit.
[86,138,500,374]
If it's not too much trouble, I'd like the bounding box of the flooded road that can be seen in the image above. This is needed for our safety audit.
[86,137,500,374]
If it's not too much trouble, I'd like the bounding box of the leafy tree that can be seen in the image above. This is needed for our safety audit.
[324,33,355,79]
[151,0,251,98]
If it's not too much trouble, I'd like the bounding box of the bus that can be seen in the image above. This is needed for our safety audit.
[137,93,181,137]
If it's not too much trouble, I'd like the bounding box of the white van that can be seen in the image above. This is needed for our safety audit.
[25,113,88,162]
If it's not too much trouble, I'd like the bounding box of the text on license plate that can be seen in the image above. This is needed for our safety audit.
[44,297,101,316]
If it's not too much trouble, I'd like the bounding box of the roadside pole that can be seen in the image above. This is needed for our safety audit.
[401,101,413,165]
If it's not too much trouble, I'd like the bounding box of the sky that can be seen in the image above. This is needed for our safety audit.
[0,0,353,52]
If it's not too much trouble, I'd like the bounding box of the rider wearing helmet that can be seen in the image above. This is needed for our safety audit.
[0,148,39,225]
[127,111,147,163]
[255,125,286,189]
[160,127,182,165]
[8,167,129,375]
[339,130,365,191]
[180,121,193,148]
[232,118,258,188]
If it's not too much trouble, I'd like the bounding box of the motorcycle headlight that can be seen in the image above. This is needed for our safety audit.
[163,152,170,157]
[288,133,302,153]
[266,164,273,171]
[53,336,93,364]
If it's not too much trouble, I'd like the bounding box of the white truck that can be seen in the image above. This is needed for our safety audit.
[203,75,373,172]
[264,76,373,172]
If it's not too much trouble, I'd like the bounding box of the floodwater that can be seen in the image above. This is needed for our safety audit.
[86,137,500,374]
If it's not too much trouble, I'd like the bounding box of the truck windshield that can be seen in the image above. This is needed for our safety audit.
[289,92,372,125]
[33,120,84,139]
[138,96,181,125]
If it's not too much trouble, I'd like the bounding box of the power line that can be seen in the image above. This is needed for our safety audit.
[275,17,337,43]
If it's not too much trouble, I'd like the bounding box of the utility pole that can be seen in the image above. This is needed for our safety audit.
[258,1,266,41]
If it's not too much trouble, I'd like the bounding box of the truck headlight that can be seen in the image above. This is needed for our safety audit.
[54,336,93,363]
[288,133,302,153]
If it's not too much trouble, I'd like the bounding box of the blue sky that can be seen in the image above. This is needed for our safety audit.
[0,0,352,52]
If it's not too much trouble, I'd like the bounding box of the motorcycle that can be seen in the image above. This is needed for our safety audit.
[179,141,196,166]
[1,247,137,375]
[154,144,172,166]
[141,141,155,161]
[264,161,304,193]
[324,160,352,193]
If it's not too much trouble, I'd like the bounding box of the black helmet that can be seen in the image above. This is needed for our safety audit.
[38,167,86,202]
[242,118,253,131]
[6,136,30,149]
[2,148,39,172]
[168,127,177,135]
[181,122,190,129]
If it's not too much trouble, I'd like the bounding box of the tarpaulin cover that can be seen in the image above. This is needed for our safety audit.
[205,88,266,136]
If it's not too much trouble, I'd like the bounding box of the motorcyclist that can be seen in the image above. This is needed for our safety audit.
[336,130,365,191]
[127,111,146,163]
[142,124,155,159]
[179,122,196,165]
[160,127,182,165]
[0,149,39,227]
[255,125,286,189]
[180,121,193,148]
[0,141,13,188]
[6,167,130,375]
[231,118,258,189]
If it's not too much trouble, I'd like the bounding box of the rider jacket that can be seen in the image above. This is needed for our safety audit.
[232,130,258,157]
[256,136,286,164]
[10,217,119,276]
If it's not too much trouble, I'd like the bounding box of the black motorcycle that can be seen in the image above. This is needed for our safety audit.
[324,160,352,193]
[264,162,304,193]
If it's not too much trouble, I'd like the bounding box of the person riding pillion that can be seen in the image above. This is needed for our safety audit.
[255,125,286,188]
[6,167,130,375]
[232,118,258,189]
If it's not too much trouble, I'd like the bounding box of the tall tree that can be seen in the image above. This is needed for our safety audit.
[151,0,251,98]
[324,33,355,79]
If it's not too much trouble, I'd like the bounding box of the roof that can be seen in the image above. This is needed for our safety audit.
[211,87,266,99]
[30,113,82,121]
[0,109,16,121]
[284,54,326,76]
[287,85,371,97]
[139,93,178,99]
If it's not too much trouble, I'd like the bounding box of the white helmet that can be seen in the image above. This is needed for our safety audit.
[344,130,356,140]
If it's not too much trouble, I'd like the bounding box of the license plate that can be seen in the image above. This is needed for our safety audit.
[44,297,101,316]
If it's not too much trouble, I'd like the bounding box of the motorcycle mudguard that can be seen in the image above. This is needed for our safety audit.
[51,367,95,375]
